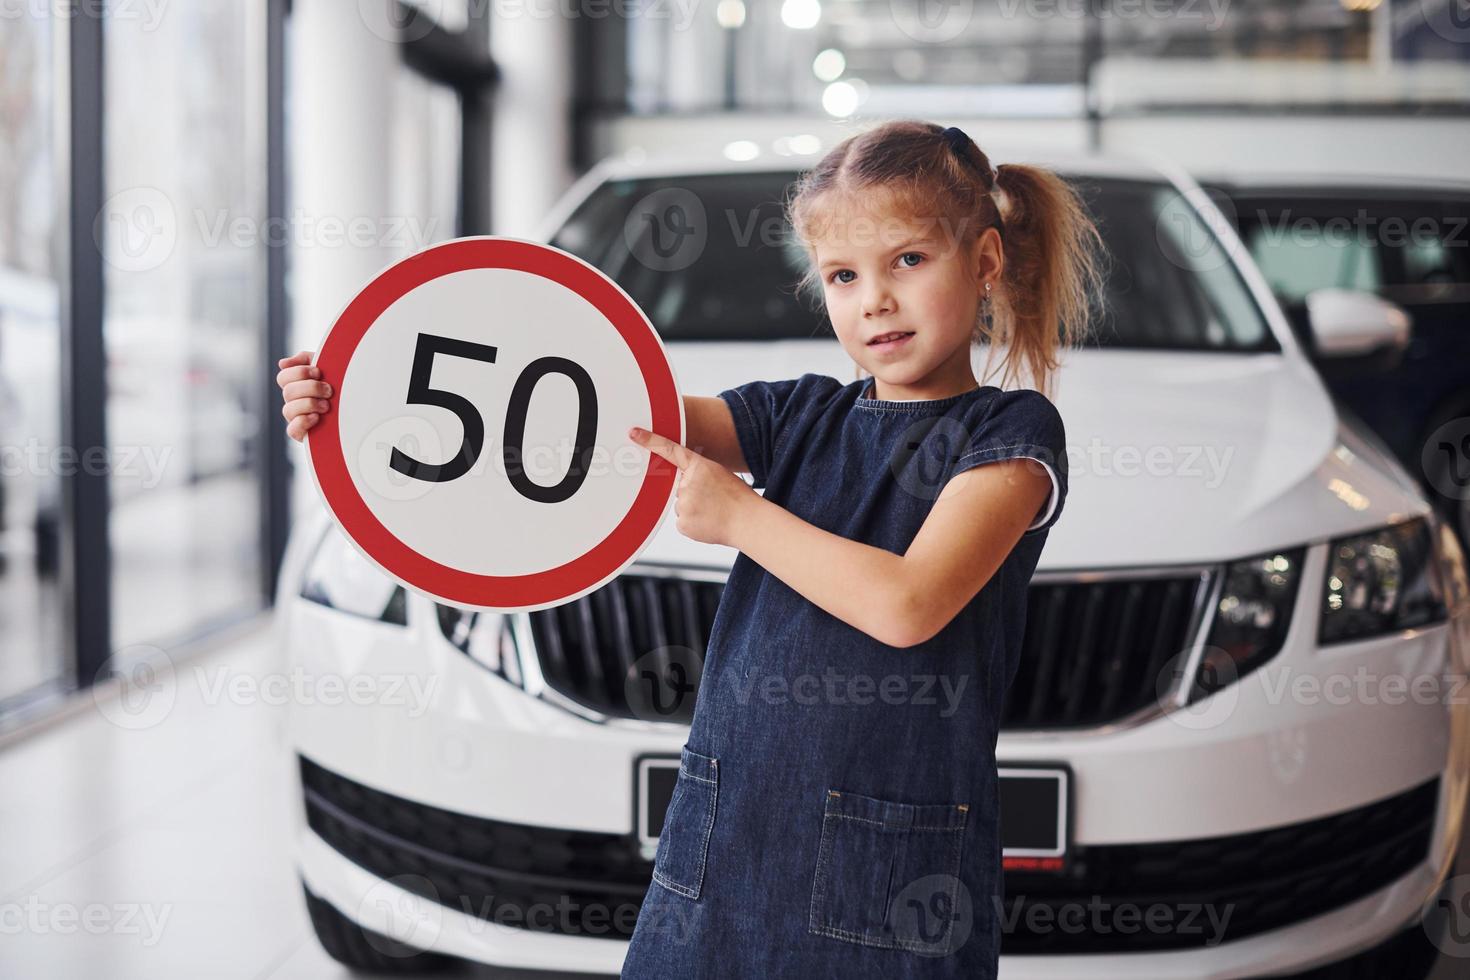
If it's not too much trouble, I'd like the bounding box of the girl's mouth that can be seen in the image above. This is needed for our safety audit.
[867,331,915,352]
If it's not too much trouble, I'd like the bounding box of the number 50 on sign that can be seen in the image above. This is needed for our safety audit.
[304,237,684,613]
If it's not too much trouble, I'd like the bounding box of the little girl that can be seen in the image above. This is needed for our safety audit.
[276,118,1103,979]
[618,119,1101,979]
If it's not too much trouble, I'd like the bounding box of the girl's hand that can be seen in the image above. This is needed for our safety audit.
[277,350,332,442]
[628,426,757,548]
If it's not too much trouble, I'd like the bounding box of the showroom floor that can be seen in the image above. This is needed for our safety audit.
[0,618,600,980]
[0,617,1464,979]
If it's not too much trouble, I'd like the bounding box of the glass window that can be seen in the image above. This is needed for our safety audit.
[0,15,66,704]
[101,5,267,652]
[1245,219,1381,304]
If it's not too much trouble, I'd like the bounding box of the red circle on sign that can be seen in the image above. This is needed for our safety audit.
[306,237,682,610]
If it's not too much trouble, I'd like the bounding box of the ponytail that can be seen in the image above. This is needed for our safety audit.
[982,162,1107,398]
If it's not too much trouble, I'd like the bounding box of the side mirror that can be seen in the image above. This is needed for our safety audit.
[1303,287,1410,359]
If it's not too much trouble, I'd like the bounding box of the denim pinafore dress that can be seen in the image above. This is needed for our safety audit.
[620,372,1069,979]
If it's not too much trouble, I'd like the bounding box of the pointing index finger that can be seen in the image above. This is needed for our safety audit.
[629,426,690,470]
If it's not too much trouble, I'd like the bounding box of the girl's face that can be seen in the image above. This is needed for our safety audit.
[813,192,1002,401]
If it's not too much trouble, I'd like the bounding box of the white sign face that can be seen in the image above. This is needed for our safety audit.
[305,237,683,612]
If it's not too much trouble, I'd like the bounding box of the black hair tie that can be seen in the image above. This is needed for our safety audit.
[940,125,996,187]
[940,126,970,154]
[940,125,1003,234]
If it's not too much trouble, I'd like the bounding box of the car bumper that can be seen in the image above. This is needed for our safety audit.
[284,537,1470,977]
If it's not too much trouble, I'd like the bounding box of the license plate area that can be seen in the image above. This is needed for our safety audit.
[634,758,1071,871]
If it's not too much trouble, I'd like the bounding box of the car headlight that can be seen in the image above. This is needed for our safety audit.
[436,605,524,687]
[1190,547,1305,702]
[299,526,408,625]
[1319,516,1448,646]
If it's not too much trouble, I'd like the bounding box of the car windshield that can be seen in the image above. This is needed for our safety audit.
[1229,193,1470,307]
[550,171,1278,351]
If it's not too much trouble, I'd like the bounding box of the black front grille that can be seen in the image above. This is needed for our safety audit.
[527,570,1210,729]
[300,755,1438,952]
[300,756,650,940]
[1001,776,1440,953]
[528,573,722,725]
[1004,573,1207,728]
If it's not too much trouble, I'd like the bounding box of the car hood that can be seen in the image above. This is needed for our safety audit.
[638,341,1431,571]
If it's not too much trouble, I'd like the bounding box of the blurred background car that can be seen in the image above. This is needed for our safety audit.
[1203,175,1470,553]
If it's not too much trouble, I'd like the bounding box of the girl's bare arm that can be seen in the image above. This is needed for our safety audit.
[683,395,749,476]
[728,459,1052,649]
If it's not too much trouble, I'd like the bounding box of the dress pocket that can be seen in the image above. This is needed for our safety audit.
[650,745,719,900]
[808,788,970,953]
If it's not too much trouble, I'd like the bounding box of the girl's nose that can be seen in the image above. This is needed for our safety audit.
[861,286,894,317]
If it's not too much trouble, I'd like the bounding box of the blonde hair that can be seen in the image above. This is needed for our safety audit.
[785,119,1108,398]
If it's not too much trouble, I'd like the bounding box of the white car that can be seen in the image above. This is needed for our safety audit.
[278,148,1470,978]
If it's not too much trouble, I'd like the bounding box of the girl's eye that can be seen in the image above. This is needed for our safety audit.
[829,255,921,284]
